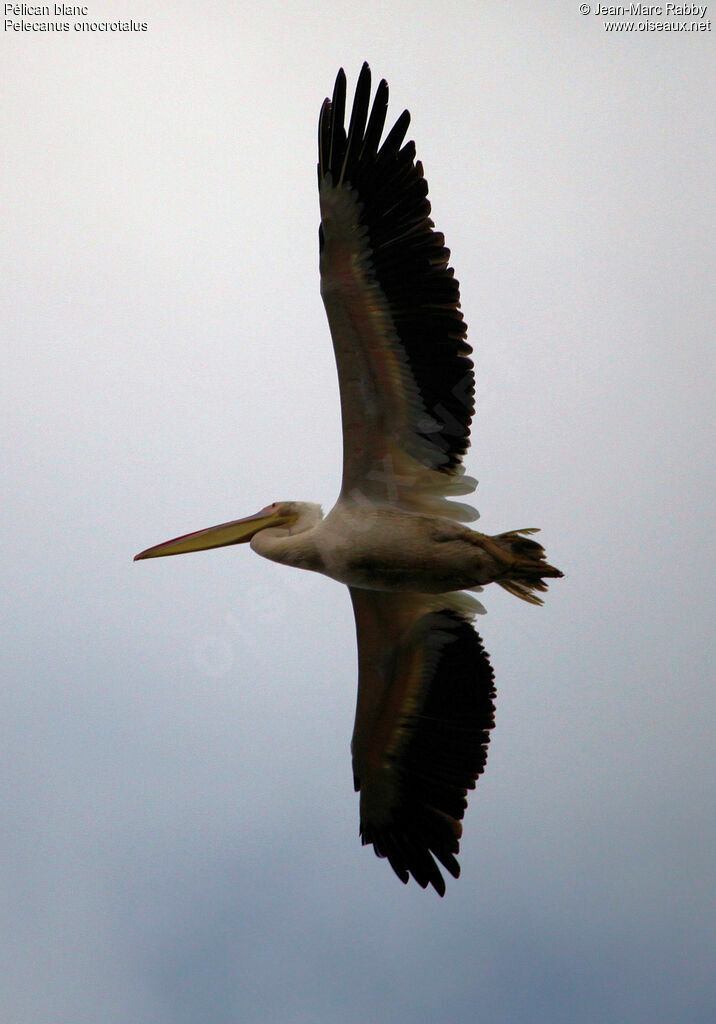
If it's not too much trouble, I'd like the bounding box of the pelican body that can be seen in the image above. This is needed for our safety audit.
[135,65,562,896]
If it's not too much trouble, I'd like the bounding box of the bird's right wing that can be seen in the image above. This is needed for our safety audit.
[349,587,495,896]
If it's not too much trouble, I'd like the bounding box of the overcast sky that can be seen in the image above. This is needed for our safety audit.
[2,2,714,1022]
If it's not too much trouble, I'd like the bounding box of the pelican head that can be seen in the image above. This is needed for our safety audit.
[134,501,322,561]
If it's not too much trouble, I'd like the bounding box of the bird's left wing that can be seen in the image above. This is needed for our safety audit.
[318,64,477,523]
[349,587,495,895]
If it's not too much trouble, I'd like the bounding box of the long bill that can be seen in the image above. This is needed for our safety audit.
[134,504,293,560]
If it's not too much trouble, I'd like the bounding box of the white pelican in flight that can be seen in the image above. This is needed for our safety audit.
[135,64,562,895]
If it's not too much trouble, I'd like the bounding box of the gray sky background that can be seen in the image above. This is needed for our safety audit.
[2,2,714,1022]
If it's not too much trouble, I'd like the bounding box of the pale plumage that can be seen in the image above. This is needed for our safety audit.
[135,65,562,896]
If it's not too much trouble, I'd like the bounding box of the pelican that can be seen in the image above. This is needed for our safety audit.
[135,64,562,896]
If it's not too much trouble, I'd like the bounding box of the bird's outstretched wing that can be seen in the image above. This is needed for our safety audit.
[318,64,477,523]
[349,588,495,895]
